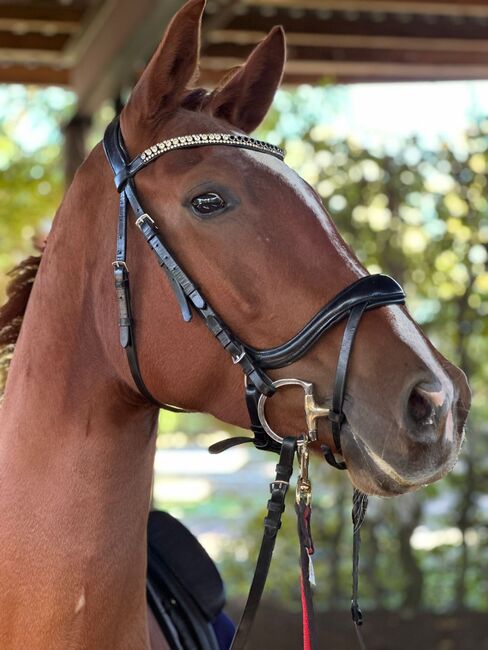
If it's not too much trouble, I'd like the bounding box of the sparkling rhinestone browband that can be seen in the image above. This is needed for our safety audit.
[137,132,285,166]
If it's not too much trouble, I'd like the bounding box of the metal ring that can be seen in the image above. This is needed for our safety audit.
[257,378,328,448]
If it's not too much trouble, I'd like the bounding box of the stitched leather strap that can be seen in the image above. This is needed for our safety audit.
[330,303,367,454]
[247,274,404,369]
[230,437,297,649]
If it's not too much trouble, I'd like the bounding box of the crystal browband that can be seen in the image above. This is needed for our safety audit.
[113,131,285,199]
[139,133,285,164]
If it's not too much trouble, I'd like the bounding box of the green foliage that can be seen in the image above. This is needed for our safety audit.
[0,86,74,299]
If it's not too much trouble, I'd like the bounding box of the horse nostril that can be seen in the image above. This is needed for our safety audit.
[408,387,436,427]
[406,383,448,438]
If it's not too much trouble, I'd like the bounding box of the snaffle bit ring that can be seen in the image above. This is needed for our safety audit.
[257,378,330,447]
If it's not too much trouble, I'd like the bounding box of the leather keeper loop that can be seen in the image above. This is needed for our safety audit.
[328,410,344,424]
[114,168,128,192]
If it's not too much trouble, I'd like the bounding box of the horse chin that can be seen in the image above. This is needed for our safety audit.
[341,423,457,497]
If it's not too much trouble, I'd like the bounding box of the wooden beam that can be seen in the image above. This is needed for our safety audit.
[200,56,488,80]
[205,41,488,65]
[0,49,67,66]
[0,31,69,52]
[0,18,79,35]
[244,0,488,18]
[225,8,488,41]
[0,64,69,86]
[208,28,488,53]
[0,4,83,30]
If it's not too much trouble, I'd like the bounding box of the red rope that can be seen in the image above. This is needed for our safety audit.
[300,572,312,650]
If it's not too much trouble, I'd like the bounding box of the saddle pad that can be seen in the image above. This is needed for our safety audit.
[147,510,226,621]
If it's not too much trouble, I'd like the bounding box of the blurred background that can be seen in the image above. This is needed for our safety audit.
[1,1,487,648]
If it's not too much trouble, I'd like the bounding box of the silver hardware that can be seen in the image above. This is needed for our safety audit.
[135,213,154,228]
[257,378,330,447]
[232,347,246,364]
[112,261,128,270]
[270,479,289,492]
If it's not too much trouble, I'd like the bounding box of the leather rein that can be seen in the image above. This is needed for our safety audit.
[103,117,406,649]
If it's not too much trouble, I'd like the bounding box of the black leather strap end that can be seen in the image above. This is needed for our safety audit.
[208,437,256,454]
[322,444,347,471]
[114,266,132,349]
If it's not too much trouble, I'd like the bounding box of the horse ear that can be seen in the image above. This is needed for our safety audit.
[207,26,286,133]
[122,0,205,129]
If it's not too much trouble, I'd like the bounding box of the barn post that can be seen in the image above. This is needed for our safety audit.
[63,113,92,187]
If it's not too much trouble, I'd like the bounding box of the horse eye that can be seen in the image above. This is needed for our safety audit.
[191,192,226,217]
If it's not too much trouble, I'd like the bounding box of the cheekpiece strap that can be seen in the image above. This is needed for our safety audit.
[103,117,278,411]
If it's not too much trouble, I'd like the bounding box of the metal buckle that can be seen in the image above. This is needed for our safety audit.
[135,213,154,229]
[232,346,246,364]
[270,479,289,493]
[257,378,330,447]
[296,435,312,504]
[112,261,128,270]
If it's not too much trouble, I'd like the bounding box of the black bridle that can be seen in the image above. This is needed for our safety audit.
[103,117,406,649]
[103,117,405,465]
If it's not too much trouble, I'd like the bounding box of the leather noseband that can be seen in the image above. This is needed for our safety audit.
[103,118,405,465]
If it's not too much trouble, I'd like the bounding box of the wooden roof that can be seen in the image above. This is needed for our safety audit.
[2,0,488,113]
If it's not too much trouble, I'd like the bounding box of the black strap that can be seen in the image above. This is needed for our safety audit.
[247,274,404,370]
[351,488,368,650]
[330,303,367,454]
[147,577,185,650]
[230,437,297,649]
[208,385,283,455]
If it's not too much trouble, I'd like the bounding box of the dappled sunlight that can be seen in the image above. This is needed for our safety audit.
[153,478,212,505]
[154,447,249,475]
[411,526,481,551]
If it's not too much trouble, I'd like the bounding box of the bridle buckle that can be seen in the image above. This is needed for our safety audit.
[112,261,128,270]
[135,213,154,229]
[232,346,246,364]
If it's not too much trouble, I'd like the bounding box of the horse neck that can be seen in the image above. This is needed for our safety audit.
[0,146,158,649]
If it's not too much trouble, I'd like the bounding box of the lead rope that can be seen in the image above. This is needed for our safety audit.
[296,436,318,650]
[351,488,369,650]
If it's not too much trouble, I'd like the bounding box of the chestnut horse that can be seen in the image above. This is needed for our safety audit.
[0,0,470,648]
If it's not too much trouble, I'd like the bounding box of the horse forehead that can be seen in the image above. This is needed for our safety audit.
[240,149,334,233]
[240,148,365,276]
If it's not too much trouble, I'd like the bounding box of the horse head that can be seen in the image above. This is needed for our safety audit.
[94,0,470,497]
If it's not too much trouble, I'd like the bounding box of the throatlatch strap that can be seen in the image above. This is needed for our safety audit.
[230,437,297,650]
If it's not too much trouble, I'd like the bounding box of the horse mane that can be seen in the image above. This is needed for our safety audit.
[0,255,42,396]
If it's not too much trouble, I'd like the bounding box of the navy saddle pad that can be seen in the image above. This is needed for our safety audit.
[147,510,226,650]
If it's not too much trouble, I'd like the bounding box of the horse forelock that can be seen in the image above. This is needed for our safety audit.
[0,255,42,395]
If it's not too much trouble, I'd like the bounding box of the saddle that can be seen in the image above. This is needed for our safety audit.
[147,510,231,650]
